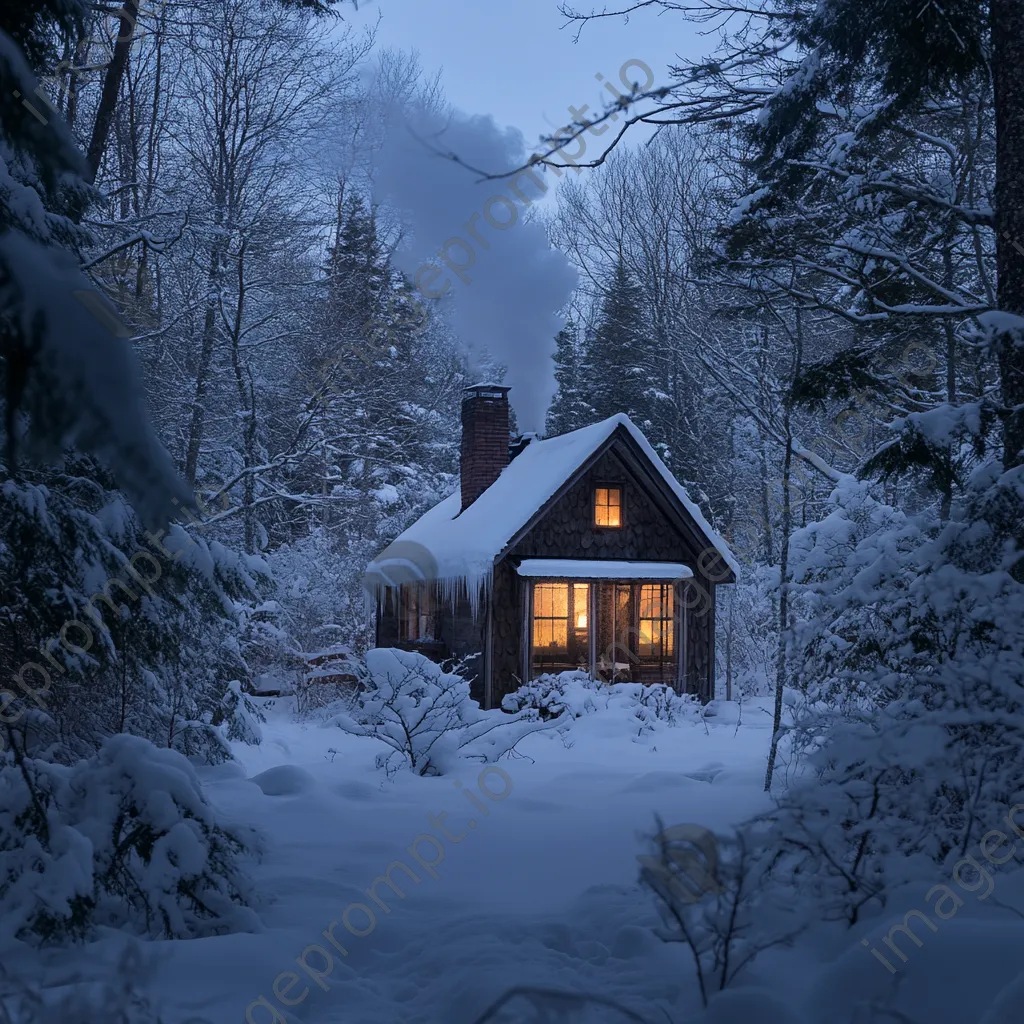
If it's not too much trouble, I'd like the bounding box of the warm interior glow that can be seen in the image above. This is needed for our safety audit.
[594,486,622,527]
[639,583,674,656]
[573,583,589,632]
[533,582,569,648]
[532,582,591,664]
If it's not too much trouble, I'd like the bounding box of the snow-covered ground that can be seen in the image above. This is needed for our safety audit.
[19,694,1024,1024]
[172,696,774,1023]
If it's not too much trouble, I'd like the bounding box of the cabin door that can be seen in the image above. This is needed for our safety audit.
[593,582,678,686]
[594,583,635,682]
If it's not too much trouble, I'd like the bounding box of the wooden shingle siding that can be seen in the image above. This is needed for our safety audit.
[492,445,717,703]
[489,560,522,708]
[375,431,726,709]
[374,583,487,701]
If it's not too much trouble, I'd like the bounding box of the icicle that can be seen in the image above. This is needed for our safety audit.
[364,570,493,626]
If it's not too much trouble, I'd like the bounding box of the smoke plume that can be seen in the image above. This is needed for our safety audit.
[373,103,578,433]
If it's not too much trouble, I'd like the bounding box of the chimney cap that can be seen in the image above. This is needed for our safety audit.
[463,383,510,400]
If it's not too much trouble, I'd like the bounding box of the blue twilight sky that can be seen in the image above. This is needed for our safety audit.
[336,0,714,430]
[346,0,708,161]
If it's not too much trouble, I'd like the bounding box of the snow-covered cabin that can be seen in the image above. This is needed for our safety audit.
[366,384,738,710]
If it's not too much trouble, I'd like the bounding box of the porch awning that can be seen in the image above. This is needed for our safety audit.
[515,559,693,581]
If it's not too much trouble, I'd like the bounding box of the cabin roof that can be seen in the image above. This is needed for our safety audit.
[369,413,739,587]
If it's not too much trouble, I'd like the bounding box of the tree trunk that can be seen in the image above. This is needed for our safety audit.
[228,242,258,553]
[992,0,1024,472]
[764,427,792,793]
[765,306,803,793]
[183,240,224,485]
[725,586,734,703]
[86,0,142,183]
[940,240,958,521]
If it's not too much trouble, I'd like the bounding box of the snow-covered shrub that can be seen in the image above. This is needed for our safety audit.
[762,468,1024,923]
[615,682,702,732]
[0,734,258,946]
[502,673,702,736]
[0,941,203,1024]
[0,474,270,765]
[716,565,780,699]
[501,671,603,719]
[297,680,363,719]
[330,648,556,776]
[214,681,265,745]
[638,822,801,1009]
[294,644,365,716]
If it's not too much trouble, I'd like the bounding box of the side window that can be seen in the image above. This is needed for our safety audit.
[399,583,437,641]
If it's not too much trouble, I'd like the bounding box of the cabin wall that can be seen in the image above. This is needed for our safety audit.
[447,587,487,703]
[375,586,487,702]
[489,560,525,709]
[494,446,718,702]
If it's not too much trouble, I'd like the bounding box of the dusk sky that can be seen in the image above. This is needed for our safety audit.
[347,0,707,165]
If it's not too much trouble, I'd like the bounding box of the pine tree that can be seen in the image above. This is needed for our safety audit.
[588,261,650,423]
[0,2,189,525]
[545,319,592,435]
[325,194,386,346]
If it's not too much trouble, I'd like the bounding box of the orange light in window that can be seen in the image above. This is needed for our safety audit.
[595,487,622,527]
[574,583,589,630]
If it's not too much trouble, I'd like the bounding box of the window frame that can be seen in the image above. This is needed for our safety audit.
[531,581,570,654]
[593,482,624,530]
[398,581,438,643]
[529,580,591,675]
[637,583,675,661]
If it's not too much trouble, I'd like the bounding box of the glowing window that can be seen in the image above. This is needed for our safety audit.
[573,583,589,632]
[594,486,622,528]
[638,584,674,657]
[532,582,569,650]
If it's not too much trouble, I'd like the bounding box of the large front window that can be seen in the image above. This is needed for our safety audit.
[529,579,678,685]
[531,582,589,673]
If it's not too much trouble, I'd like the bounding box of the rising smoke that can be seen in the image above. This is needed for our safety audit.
[373,102,578,433]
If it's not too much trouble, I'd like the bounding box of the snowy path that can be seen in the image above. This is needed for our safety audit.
[156,699,777,1023]
[28,695,1024,1023]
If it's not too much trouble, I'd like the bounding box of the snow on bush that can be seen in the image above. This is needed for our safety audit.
[619,683,703,732]
[501,671,603,719]
[761,471,1024,923]
[328,648,557,776]
[0,941,203,1024]
[214,680,265,745]
[0,734,258,946]
[503,671,702,734]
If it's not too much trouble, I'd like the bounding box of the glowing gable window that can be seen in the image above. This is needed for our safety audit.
[594,486,622,528]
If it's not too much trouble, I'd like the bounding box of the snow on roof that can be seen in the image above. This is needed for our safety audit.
[367,414,739,589]
[517,559,693,580]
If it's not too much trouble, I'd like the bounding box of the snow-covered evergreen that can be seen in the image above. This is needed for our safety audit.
[3,0,1024,1017]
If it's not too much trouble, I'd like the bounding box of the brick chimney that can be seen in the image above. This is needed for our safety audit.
[460,384,511,511]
